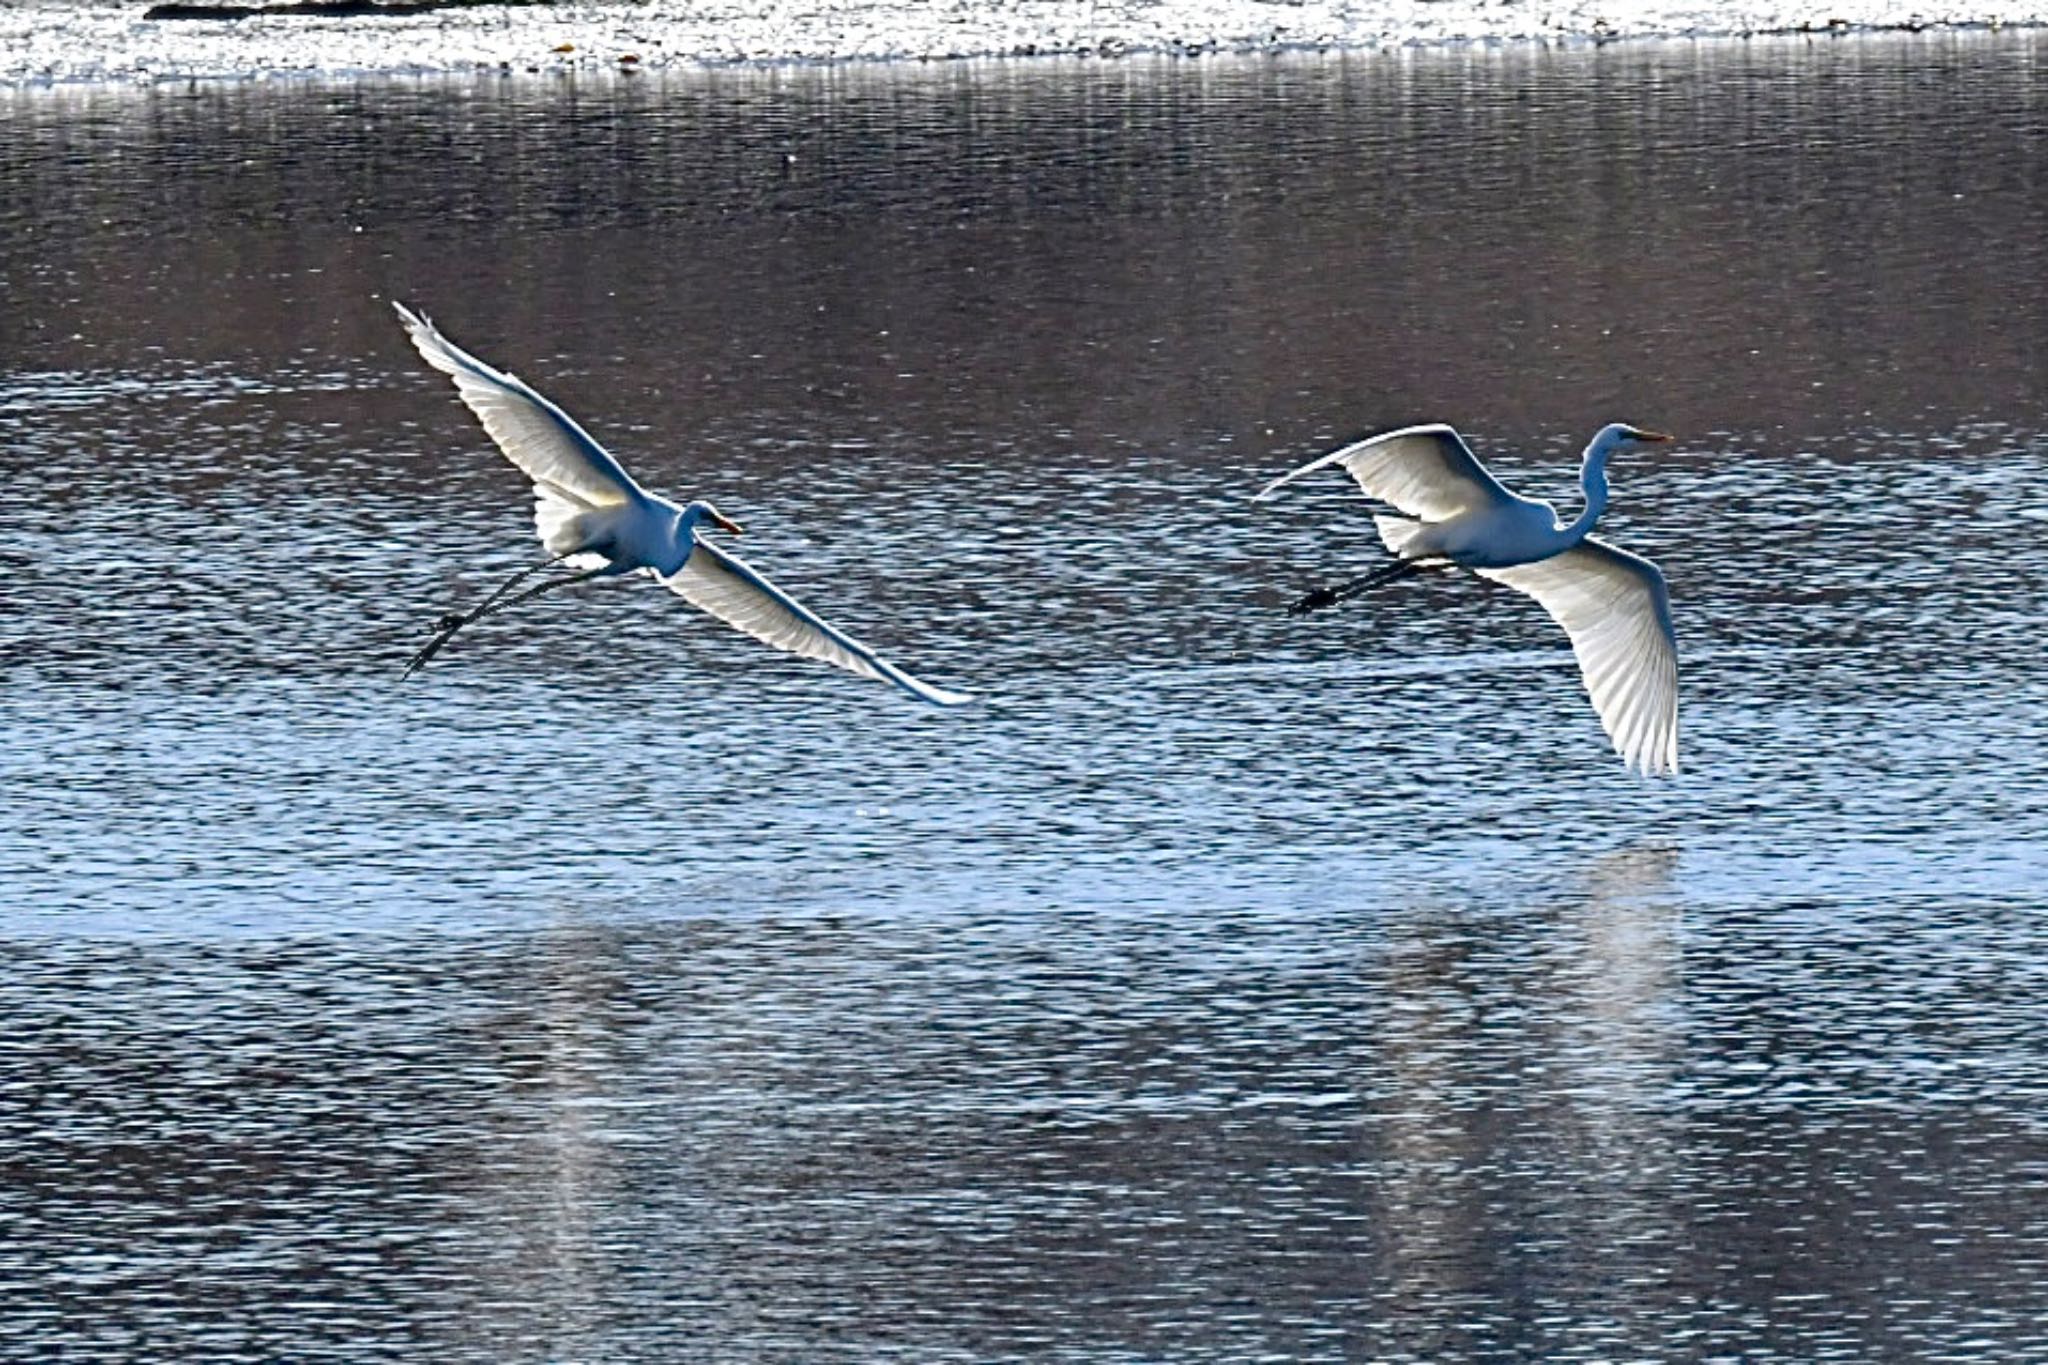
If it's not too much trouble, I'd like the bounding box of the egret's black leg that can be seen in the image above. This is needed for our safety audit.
[402,562,609,680]
[1287,558,1423,616]
[426,550,581,636]
[473,563,611,619]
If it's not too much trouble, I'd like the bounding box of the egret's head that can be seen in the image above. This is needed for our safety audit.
[689,500,744,536]
[1602,423,1674,450]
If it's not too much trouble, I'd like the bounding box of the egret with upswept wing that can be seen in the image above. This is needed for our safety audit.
[392,302,969,706]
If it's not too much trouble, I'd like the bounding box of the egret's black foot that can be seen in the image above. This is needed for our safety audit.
[1289,586,1342,616]
[432,611,467,634]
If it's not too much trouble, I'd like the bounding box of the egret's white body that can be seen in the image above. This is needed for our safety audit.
[1256,422,1680,776]
[394,302,969,706]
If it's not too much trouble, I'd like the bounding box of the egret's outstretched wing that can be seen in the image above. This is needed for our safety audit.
[661,540,972,707]
[1254,423,1517,520]
[394,302,645,511]
[1477,538,1679,776]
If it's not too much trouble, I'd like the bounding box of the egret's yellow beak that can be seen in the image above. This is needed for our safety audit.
[713,512,744,535]
[1640,430,1675,443]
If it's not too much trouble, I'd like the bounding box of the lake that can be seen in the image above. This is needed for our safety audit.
[2,33,2045,1360]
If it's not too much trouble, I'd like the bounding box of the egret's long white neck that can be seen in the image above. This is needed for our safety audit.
[1561,434,1616,544]
[678,502,722,541]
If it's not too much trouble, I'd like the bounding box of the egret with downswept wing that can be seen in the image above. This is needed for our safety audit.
[1256,422,1679,776]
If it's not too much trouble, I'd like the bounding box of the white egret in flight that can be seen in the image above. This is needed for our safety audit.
[1255,423,1679,775]
[392,302,970,706]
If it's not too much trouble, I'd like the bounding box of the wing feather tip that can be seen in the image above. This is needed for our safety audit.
[1250,469,1311,503]
[895,668,973,706]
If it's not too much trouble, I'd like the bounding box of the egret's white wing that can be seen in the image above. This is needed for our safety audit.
[394,302,645,511]
[1254,423,1517,520]
[661,539,972,707]
[1477,538,1679,776]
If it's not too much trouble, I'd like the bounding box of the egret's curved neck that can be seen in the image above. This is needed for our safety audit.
[1562,438,1614,544]
[671,504,712,571]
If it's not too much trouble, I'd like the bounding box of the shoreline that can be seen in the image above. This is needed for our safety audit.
[3,0,2043,87]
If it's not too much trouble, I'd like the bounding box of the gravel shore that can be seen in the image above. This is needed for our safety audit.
[1,0,2041,84]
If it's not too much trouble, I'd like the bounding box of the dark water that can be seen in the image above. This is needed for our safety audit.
[3,34,2047,1360]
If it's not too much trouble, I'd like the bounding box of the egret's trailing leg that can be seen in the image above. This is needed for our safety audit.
[426,550,583,635]
[403,563,610,680]
[1288,558,1423,616]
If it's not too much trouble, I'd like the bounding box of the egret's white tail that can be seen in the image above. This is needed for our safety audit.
[1373,514,1429,558]
[532,487,606,568]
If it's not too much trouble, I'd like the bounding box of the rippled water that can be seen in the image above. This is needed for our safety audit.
[3,34,2047,1360]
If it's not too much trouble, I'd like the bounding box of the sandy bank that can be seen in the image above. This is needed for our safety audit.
[2,0,2042,84]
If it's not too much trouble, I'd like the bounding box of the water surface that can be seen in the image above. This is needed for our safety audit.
[2,35,2046,1360]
